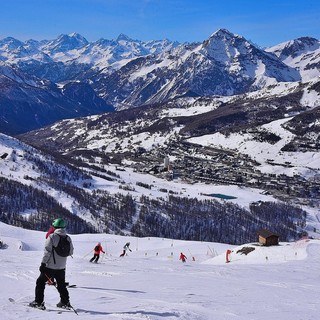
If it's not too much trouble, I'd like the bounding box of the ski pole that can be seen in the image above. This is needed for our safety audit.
[188,249,195,261]
[83,249,93,258]
[45,274,55,285]
[44,273,78,316]
[100,252,106,262]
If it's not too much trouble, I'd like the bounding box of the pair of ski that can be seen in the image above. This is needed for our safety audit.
[9,297,78,315]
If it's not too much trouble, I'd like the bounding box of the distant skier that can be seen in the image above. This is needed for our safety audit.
[120,242,132,257]
[179,252,187,263]
[90,242,105,263]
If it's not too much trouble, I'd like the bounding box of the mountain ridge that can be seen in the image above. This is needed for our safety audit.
[0,29,319,134]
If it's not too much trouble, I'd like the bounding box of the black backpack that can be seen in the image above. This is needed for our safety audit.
[53,235,71,257]
[94,245,100,251]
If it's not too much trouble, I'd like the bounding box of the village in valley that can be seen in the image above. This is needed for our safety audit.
[127,139,320,209]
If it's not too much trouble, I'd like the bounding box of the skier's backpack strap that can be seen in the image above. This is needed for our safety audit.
[50,236,57,264]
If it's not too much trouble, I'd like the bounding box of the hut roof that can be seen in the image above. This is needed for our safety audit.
[258,229,279,238]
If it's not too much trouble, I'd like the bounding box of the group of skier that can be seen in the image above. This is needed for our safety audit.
[29,217,188,312]
[89,241,132,263]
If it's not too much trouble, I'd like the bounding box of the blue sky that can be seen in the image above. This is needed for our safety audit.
[0,0,319,47]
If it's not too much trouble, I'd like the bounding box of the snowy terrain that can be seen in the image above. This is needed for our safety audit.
[1,131,319,234]
[0,133,278,212]
[188,117,320,175]
[0,222,319,320]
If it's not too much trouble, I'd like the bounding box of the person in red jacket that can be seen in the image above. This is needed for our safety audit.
[179,252,187,263]
[90,242,105,263]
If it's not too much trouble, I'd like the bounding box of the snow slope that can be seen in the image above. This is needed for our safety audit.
[0,132,282,222]
[0,222,319,320]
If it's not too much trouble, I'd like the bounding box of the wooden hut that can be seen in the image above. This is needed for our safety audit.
[258,229,279,246]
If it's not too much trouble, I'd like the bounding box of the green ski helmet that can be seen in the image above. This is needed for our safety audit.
[52,218,66,228]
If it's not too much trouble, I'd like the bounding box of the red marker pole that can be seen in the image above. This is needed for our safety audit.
[226,249,232,263]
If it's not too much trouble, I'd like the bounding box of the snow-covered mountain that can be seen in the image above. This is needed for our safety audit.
[21,78,320,174]
[92,29,301,106]
[0,32,179,72]
[0,133,97,233]
[41,32,89,54]
[266,36,320,81]
[0,32,180,134]
[15,79,319,239]
[74,34,179,71]
[0,61,114,135]
[0,29,319,135]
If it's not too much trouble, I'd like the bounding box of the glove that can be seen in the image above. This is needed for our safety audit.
[39,263,47,273]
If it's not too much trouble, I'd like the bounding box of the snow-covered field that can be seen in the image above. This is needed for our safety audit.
[0,222,319,320]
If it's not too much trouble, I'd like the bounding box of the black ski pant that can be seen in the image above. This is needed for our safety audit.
[35,268,69,304]
[90,253,100,262]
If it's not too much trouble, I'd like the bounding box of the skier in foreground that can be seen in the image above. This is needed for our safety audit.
[29,218,74,310]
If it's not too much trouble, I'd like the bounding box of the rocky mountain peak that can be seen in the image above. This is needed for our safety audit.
[206,28,244,45]
[0,37,24,51]
[211,28,235,38]
[116,33,134,42]
[268,36,320,60]
[287,37,319,53]
[43,32,89,53]
[202,28,249,62]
